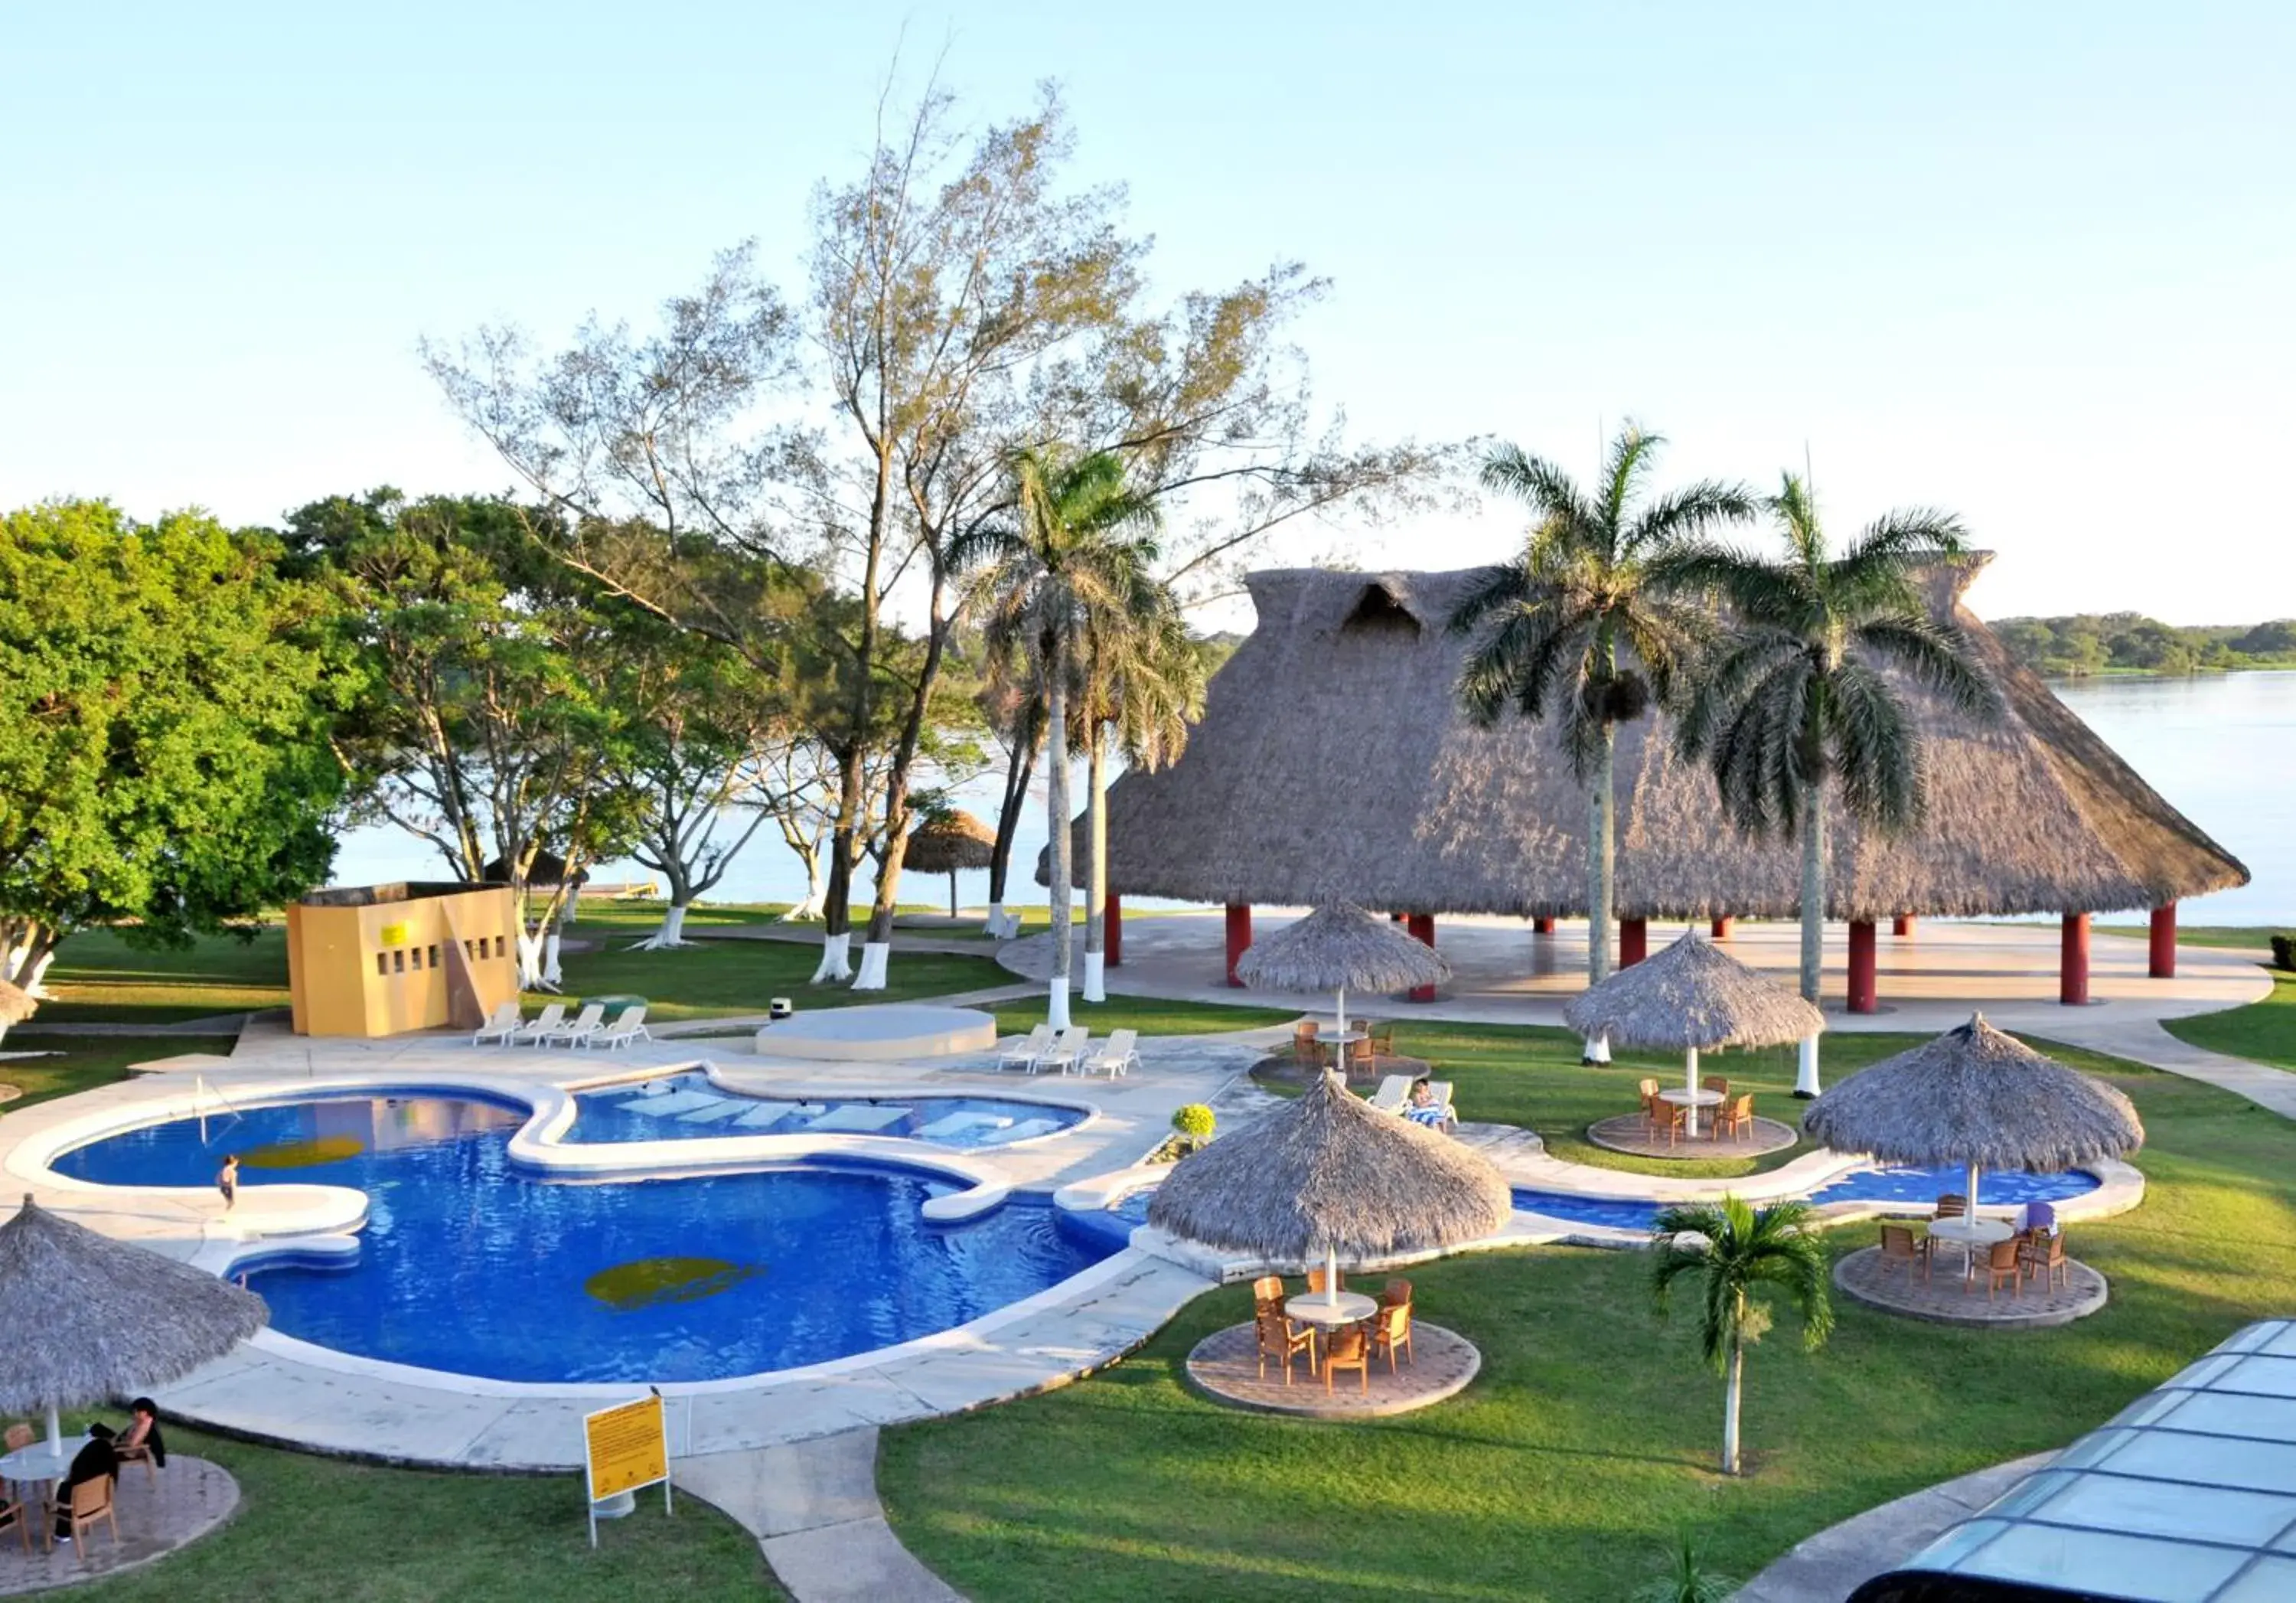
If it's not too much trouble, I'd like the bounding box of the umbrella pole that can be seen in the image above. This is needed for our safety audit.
[1336,986,1347,1079]
[1684,1046,1701,1138]
[45,1402,61,1454]
[1326,1242,1340,1310]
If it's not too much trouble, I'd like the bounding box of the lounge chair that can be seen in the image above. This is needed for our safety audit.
[998,1024,1053,1073]
[1255,1305,1317,1385]
[508,1003,566,1047]
[1365,1075,1413,1114]
[1402,1081,1456,1131]
[1035,1027,1090,1076]
[471,1001,523,1046]
[543,1003,606,1049]
[1877,1223,1933,1284]
[587,1005,651,1050]
[1082,1028,1138,1078]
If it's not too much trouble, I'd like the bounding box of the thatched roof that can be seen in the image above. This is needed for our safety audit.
[1234,903,1453,994]
[0,1197,268,1412]
[1046,561,2246,919]
[903,811,996,876]
[481,850,586,888]
[0,981,34,1027]
[1800,1014,2144,1173]
[1563,929,1823,1049]
[1149,1073,1510,1259]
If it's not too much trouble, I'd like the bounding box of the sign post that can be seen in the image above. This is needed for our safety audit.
[582,1393,672,1548]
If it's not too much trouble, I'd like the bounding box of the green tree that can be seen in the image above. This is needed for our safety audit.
[1649,1197,1834,1476]
[954,447,1161,1027]
[1662,475,2002,1087]
[1446,425,1755,1014]
[0,501,343,1015]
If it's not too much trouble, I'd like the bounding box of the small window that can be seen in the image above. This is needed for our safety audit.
[409,948,423,971]
[376,953,388,978]
[463,939,475,960]
[494,935,507,959]
[392,949,406,974]
[427,945,440,968]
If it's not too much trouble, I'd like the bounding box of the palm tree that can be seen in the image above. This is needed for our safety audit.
[954,446,1161,1029]
[1660,475,2003,1089]
[1649,1197,1834,1476]
[1447,424,1755,1023]
[1078,598,1205,1001]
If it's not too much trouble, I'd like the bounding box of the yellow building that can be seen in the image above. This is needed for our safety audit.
[285,882,521,1037]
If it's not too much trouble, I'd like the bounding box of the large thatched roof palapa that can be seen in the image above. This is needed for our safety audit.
[903,810,997,876]
[1054,561,2246,919]
[1800,1014,2144,1173]
[1147,1074,1510,1260]
[1563,929,1823,1049]
[0,1197,269,1412]
[1234,903,1453,994]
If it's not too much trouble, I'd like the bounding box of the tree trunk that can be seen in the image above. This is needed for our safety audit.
[814,746,859,982]
[1044,640,1073,1030]
[1580,722,1616,1063]
[631,866,695,951]
[1081,723,1108,1003]
[782,838,827,922]
[1795,775,1826,1096]
[1722,1324,1745,1476]
[986,735,1037,939]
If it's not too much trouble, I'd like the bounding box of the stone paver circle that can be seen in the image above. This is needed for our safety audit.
[0,1456,239,1595]
[1586,1112,1798,1160]
[1833,1243,2108,1329]
[1185,1319,1480,1418]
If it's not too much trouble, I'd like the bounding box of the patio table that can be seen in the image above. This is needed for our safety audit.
[1285,1291,1376,1330]
[1927,1215,2015,1285]
[1658,1086,1724,1138]
[0,1433,87,1498]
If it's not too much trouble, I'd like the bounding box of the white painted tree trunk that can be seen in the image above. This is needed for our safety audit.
[1582,1034,1611,1065]
[1588,726,1616,987]
[1044,642,1074,1031]
[1082,951,1105,1003]
[1796,776,1826,1097]
[1082,730,1107,1002]
[1722,1330,1745,1474]
[851,941,891,990]
[515,930,556,991]
[629,903,693,951]
[983,902,1013,939]
[542,931,563,988]
[781,859,827,922]
[811,930,852,983]
[1047,974,1071,1033]
[21,951,52,999]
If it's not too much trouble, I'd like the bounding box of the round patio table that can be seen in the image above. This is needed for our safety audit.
[0,1434,87,1496]
[1286,1291,1377,1330]
[1927,1215,2015,1284]
[1658,1086,1724,1138]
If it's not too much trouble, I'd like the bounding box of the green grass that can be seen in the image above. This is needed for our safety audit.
[540,936,1010,1022]
[35,929,295,1024]
[991,994,1300,1037]
[2096,923,2288,952]
[56,1417,776,1602]
[0,1036,238,1110]
[2165,970,2296,1071]
[880,1039,2296,1602]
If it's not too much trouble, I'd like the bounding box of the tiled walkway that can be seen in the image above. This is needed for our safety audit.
[0,1458,236,1595]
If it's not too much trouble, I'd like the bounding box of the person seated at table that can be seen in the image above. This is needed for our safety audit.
[1404,1078,1450,1130]
[2023,1200,2058,1237]
[51,1424,117,1542]
[114,1398,166,1474]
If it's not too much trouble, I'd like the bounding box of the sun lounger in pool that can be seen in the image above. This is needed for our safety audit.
[996,1118,1064,1142]
[803,1104,912,1134]
[675,1099,751,1125]
[733,1102,820,1129]
[620,1089,724,1117]
[915,1112,1013,1141]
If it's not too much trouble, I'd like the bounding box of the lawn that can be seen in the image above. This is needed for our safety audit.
[0,1036,237,1110]
[2095,922,2287,953]
[991,994,1300,1038]
[880,1037,2296,1601]
[57,1416,775,1602]
[2165,970,2296,1071]
[540,935,1010,1022]
[34,929,295,1024]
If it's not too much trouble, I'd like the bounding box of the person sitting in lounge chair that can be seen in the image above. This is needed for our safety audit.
[1403,1078,1455,1131]
[52,1425,116,1542]
[113,1398,165,1477]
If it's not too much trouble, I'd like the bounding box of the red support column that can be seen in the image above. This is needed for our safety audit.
[1532,916,1556,935]
[1104,893,1123,968]
[1619,918,1649,968]
[1407,913,1437,1002]
[2149,903,2177,979]
[1848,920,1878,1014]
[1892,915,1915,937]
[1223,903,1251,988]
[2062,913,2092,1005]
[1710,916,1733,939]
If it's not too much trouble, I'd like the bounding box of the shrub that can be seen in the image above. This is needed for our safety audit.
[1170,1104,1215,1140]
[2272,934,2295,972]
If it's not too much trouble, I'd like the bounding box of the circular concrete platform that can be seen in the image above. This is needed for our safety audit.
[1834,1243,2108,1329]
[0,1456,238,1595]
[1587,1112,1798,1160]
[1185,1319,1480,1418]
[754,1004,998,1061]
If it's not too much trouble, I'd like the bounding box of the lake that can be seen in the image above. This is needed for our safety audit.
[331,670,2296,927]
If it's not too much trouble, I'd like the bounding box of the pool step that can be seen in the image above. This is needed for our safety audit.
[915,1112,1013,1142]
[675,1099,752,1125]
[619,1090,722,1117]
[802,1105,911,1134]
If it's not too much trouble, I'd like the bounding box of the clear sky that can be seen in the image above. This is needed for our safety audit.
[5,2,2290,623]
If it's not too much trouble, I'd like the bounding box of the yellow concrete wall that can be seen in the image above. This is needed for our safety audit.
[288,886,522,1037]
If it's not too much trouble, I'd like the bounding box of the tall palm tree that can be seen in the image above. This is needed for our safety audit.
[1660,475,2003,1089]
[1649,1197,1834,1476]
[1078,599,1205,1001]
[954,446,1161,1029]
[1447,424,1755,1024]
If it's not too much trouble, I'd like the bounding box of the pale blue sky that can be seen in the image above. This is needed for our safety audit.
[4,2,2290,622]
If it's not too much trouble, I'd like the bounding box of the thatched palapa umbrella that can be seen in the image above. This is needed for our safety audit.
[0,1196,268,1452]
[1801,1014,2144,1213]
[1234,903,1453,1076]
[1564,930,1825,1131]
[0,979,34,1043]
[905,811,997,919]
[1148,1072,1510,1310]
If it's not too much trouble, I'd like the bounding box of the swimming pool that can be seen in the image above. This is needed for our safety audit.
[1510,1164,2104,1232]
[568,1072,1085,1150]
[51,1093,1114,1383]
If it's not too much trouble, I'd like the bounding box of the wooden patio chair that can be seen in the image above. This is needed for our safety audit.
[1379,1277,1414,1310]
[63,1474,118,1558]
[1251,1274,1286,1311]
[2020,1229,2069,1292]
[1369,1300,1415,1373]
[1982,1238,2023,1299]
[1307,1265,1345,1296]
[1711,1094,1756,1143]
[0,1486,40,1554]
[1648,1095,1688,1149]
[1291,1030,1332,1073]
[1254,1306,1317,1385]
[1877,1223,1933,1284]
[1322,1322,1371,1394]
[1701,1076,1730,1099]
[1366,1021,1397,1060]
[1933,1193,1968,1219]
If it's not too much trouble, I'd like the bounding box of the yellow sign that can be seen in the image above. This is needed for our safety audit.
[584,1395,668,1503]
[377,922,410,947]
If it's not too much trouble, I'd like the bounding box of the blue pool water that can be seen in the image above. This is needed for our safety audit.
[1510,1164,2103,1232]
[568,1073,1085,1149]
[52,1094,1113,1383]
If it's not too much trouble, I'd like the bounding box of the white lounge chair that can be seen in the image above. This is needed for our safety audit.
[508,1003,566,1047]
[999,1024,1054,1073]
[1082,1029,1138,1078]
[471,1001,523,1047]
[1365,1075,1413,1114]
[587,1005,651,1050]
[543,1003,606,1049]
[1035,1027,1090,1076]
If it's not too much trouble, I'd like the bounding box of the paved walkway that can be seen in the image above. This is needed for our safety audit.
[1737,1454,2052,1602]
[0,1458,238,1595]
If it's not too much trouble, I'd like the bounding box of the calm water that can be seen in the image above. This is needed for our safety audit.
[567,1072,1086,1148]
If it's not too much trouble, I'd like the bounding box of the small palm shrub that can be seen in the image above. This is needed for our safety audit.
[1170,1104,1215,1144]
[1629,1534,1737,1603]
